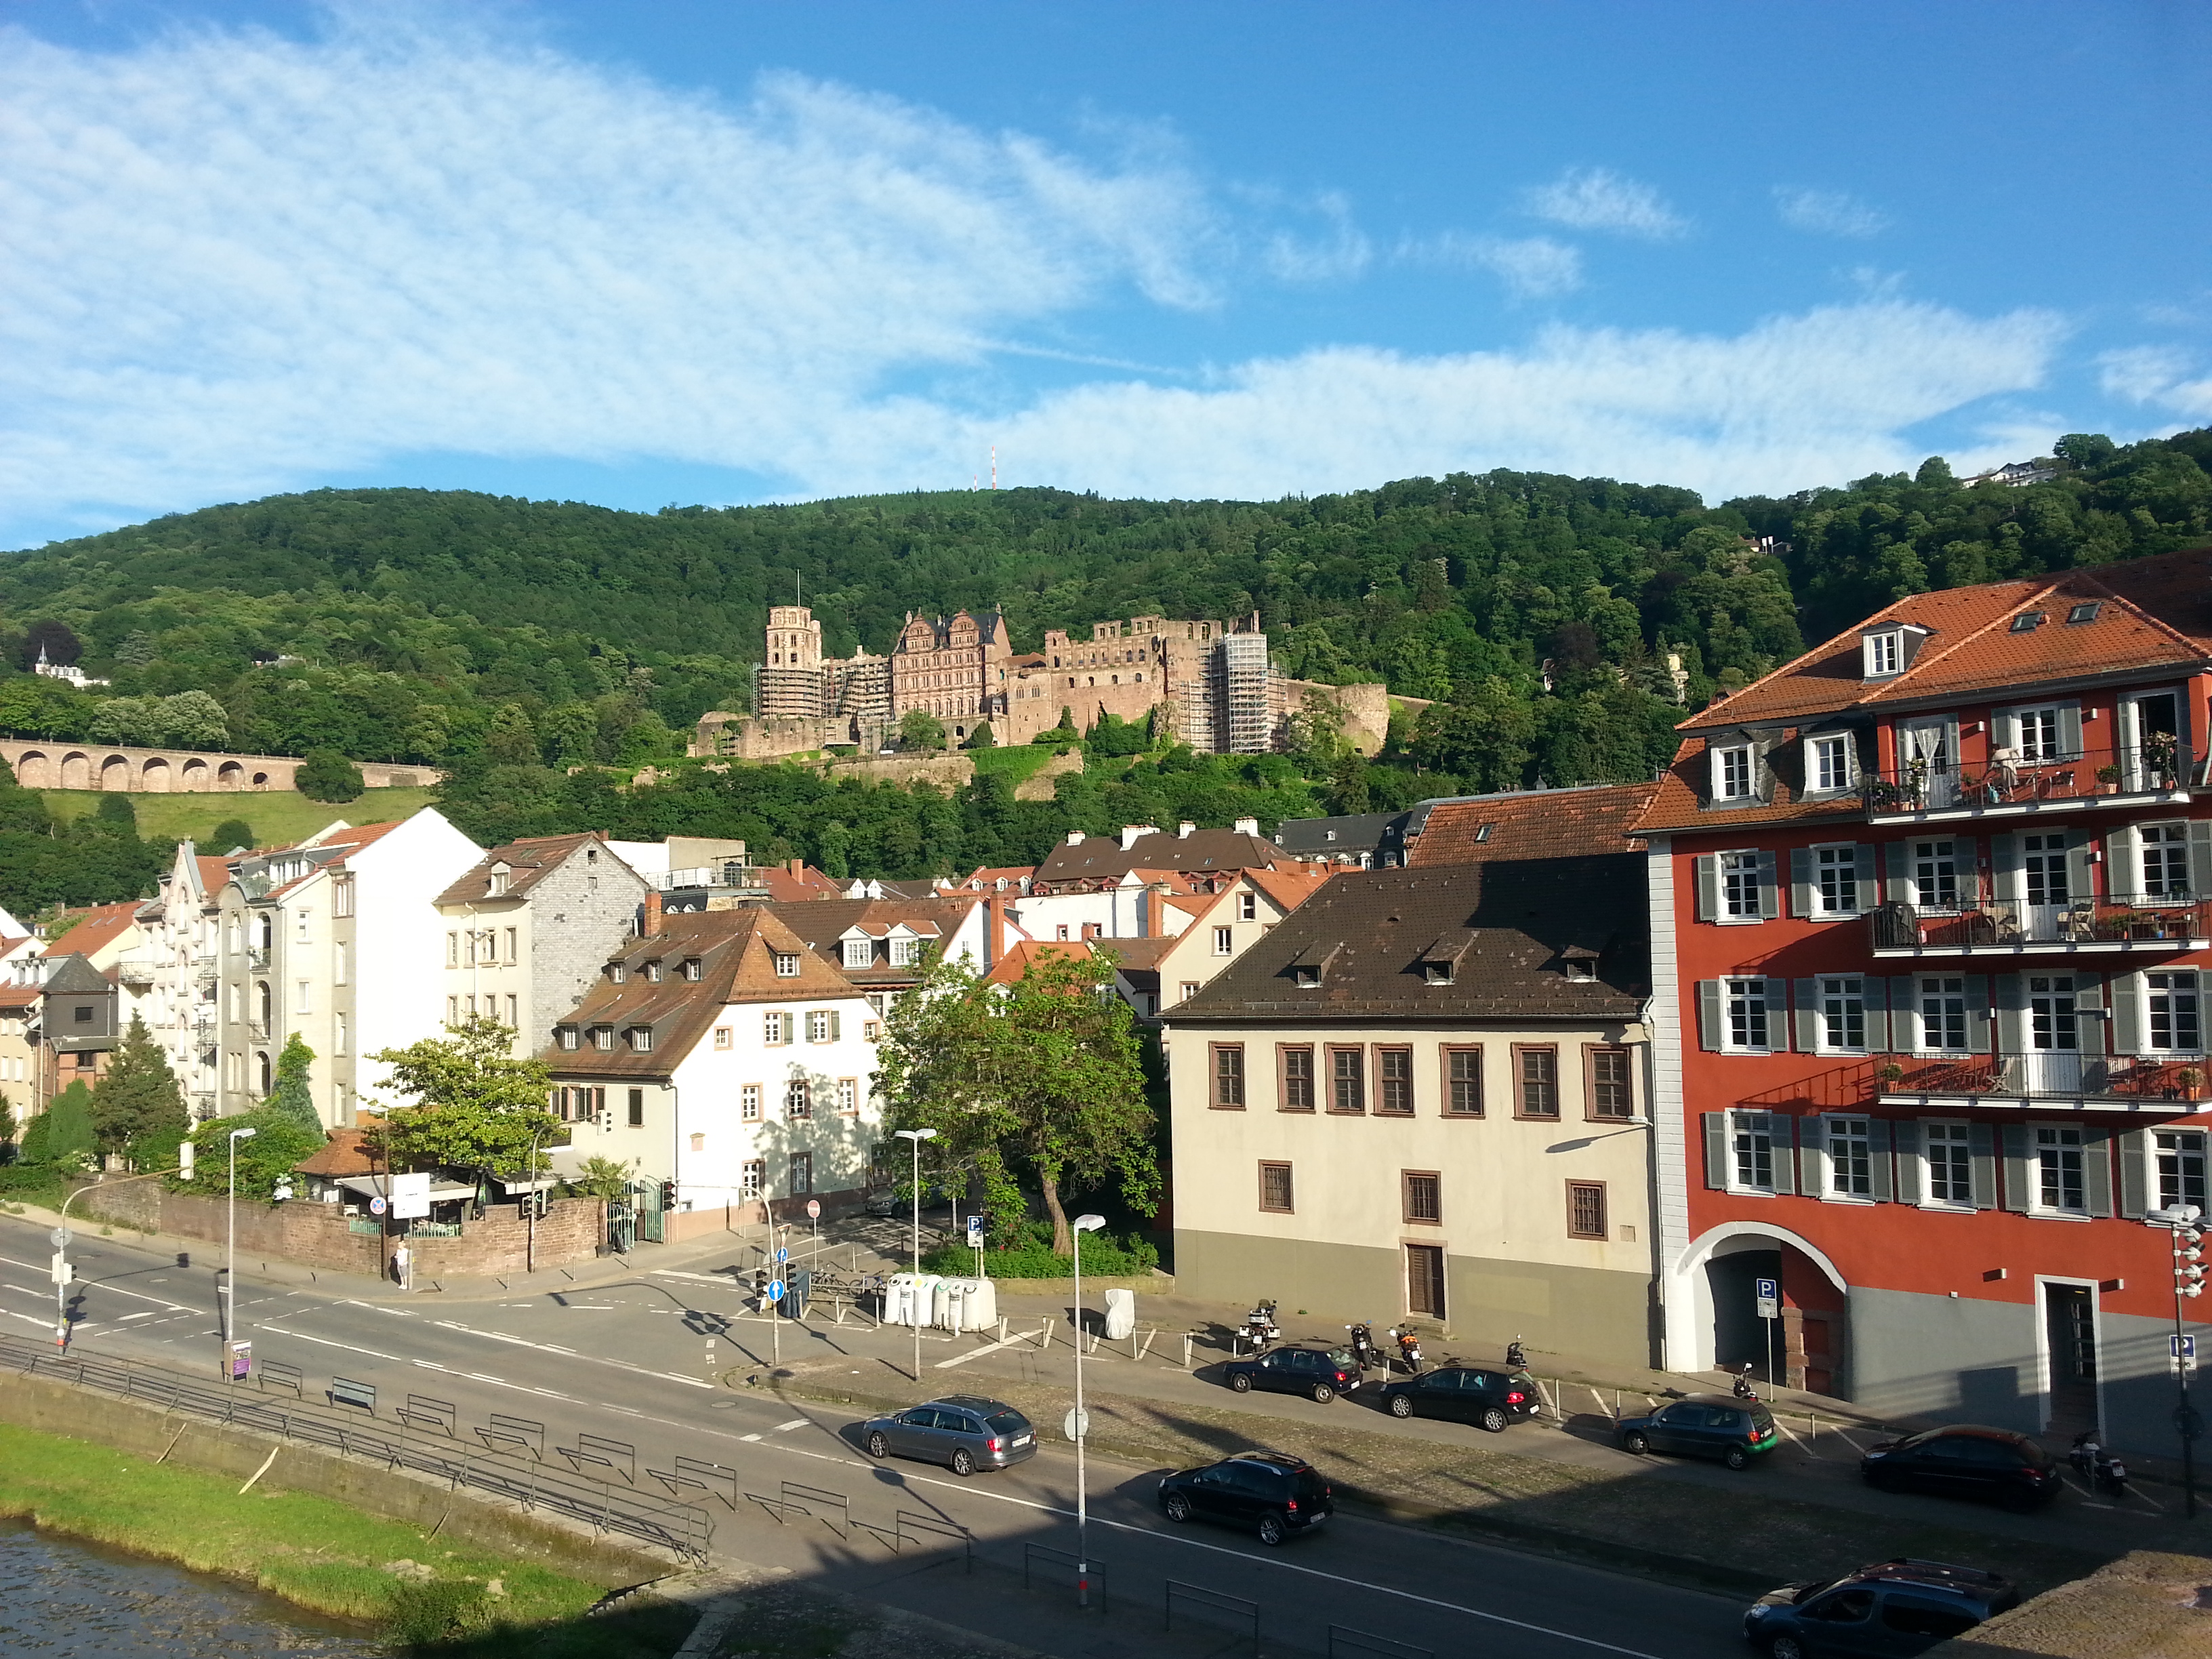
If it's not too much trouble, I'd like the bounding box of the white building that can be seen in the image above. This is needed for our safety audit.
[122,843,231,1116]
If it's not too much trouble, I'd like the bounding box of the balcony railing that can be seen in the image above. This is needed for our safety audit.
[1862,743,2192,822]
[651,865,771,893]
[1876,1050,2209,1105]
[1869,893,2212,956]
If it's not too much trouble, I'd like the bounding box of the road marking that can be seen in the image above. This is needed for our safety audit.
[740,1433,762,1442]
[1824,1426,1869,1454]
[936,1332,1036,1369]
[0,1257,197,1313]
[121,1311,158,1322]
[424,1317,714,1389]
[1,1309,54,1330]
[775,1418,808,1432]
[1,1283,47,1299]
[337,1300,416,1317]
[654,1270,749,1288]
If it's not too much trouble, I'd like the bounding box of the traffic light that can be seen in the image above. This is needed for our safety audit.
[659,1179,676,1211]
[2175,1211,2206,1300]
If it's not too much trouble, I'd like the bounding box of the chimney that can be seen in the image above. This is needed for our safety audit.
[642,890,663,937]
[788,858,804,876]
[1120,823,1160,851]
[1233,816,1260,836]
[1177,821,1196,839]
[1065,831,1086,846]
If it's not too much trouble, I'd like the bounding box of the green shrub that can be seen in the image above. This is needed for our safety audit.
[924,1226,1158,1279]
[383,1577,491,1647]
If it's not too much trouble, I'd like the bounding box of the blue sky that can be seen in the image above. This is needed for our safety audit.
[3,0,2208,547]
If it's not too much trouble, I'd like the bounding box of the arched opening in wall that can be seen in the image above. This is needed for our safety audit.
[255,980,271,1031]
[141,756,171,793]
[100,754,131,791]
[14,750,50,787]
[256,1050,272,1094]
[60,751,89,788]
[250,771,269,789]
[180,758,209,792]
[218,761,243,790]
[1688,1227,1849,1396]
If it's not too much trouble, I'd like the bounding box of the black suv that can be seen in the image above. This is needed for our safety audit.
[1222,1345,1362,1403]
[1158,1452,1334,1545]
[1375,1366,1540,1431]
[1858,1425,2060,1509]
[1743,1558,2018,1659]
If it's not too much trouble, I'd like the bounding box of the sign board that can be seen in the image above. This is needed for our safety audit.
[49,1228,70,1249]
[775,1246,788,1264]
[806,1199,821,1221]
[966,1215,985,1248]
[390,1172,433,1222]
[766,1279,785,1303]
[1755,1277,1780,1321]
[2174,1333,2198,1371]
[1063,1408,1090,1443]
[229,1340,251,1380]
[369,1197,387,1216]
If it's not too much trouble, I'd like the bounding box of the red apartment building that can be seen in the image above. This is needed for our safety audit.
[1639,548,2212,1456]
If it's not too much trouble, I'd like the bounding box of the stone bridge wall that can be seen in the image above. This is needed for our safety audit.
[0,737,437,794]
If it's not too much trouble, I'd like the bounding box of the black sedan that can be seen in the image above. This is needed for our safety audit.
[1222,1345,1362,1403]
[1858,1425,2061,1509]
[1158,1452,1333,1545]
[1375,1365,1540,1431]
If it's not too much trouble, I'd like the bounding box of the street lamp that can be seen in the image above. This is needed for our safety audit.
[893,1128,937,1381]
[224,1126,256,1365]
[1071,1211,1105,1610]
[2158,1202,2205,1518]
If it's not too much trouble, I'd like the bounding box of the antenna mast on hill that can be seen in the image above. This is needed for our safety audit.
[794,570,802,607]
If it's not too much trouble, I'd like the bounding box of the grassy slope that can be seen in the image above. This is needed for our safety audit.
[963,745,1055,786]
[37,785,441,847]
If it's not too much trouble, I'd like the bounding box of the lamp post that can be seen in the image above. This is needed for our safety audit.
[54,1158,189,1351]
[1071,1211,1105,1610]
[893,1128,937,1380]
[2158,1202,2205,1518]
[223,1126,257,1364]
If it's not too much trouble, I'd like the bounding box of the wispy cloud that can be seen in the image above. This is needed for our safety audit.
[2098,346,2212,418]
[0,18,2066,533]
[1525,167,1687,239]
[1403,234,1584,300]
[1774,186,1891,239]
[1261,191,1373,283]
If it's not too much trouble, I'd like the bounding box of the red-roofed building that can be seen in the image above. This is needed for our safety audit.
[1638,546,2212,1460]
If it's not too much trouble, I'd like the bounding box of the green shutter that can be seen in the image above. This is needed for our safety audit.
[1892,1120,1923,1204]
[1703,1113,1728,1189]
[2001,1124,2033,1213]
[1697,981,1723,1051]
[1790,847,1815,918]
[1969,1122,1996,1210]
[1694,856,1719,922]
[1793,979,1819,1053]
[2118,1128,2149,1219]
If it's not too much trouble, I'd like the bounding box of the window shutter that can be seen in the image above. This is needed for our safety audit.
[2118,1128,2149,1219]
[1697,981,1723,1050]
[1954,836,1982,905]
[1892,1120,1923,1204]
[1866,979,1891,1053]
[2001,1124,2033,1213]
[1868,1120,1893,1202]
[1890,976,1920,1053]
[1994,973,2028,1055]
[1969,1121,1997,1209]
[1703,1113,1728,1189]
[1792,979,1819,1053]
[1990,833,2022,902]
[1855,844,1879,912]
[2112,972,2144,1054]
[1770,1115,1797,1195]
[1885,840,1910,904]
[2106,825,2139,901]
[2190,820,2212,896]
[2059,703,2083,758]
[1942,714,1963,773]
[2066,830,2095,905]
[1765,979,1790,1052]
[1694,856,1719,922]
[1965,977,1992,1052]
[1756,850,1780,919]
[1790,847,1815,918]
[830,1010,842,1041]
[2083,1126,2114,1218]
[1799,1115,1827,1197]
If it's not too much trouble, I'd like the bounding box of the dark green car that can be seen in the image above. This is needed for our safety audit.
[1618,1393,1778,1470]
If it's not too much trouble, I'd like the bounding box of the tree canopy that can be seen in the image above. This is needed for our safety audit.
[89,1015,191,1167]
[368,1013,559,1178]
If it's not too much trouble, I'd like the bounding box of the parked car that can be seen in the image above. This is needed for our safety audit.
[1616,1393,1778,1470]
[1222,1345,1363,1403]
[1158,1451,1334,1546]
[1742,1557,2019,1659]
[1375,1365,1540,1431]
[861,1395,1035,1476]
[1858,1425,2061,1509]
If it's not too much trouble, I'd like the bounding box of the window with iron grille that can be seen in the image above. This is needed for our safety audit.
[1585,1046,1631,1120]
[1376,1048,1413,1115]
[1516,1046,1559,1118]
[1259,1162,1294,1213]
[1402,1170,1441,1225]
[1443,1048,1483,1115]
[1212,1044,1245,1108]
[1566,1181,1607,1240]
[1280,1046,1315,1111]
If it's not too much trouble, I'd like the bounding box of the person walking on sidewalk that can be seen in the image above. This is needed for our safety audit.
[392,1242,411,1293]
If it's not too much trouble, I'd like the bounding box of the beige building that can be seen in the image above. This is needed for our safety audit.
[1112,867,1333,1019]
[1165,843,1658,1370]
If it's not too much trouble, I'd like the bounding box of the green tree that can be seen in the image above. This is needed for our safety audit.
[174,1107,323,1201]
[89,1015,191,1165]
[264,1032,321,1134]
[18,1080,98,1171]
[295,747,365,803]
[0,1090,17,1159]
[876,948,1156,1255]
[369,1013,558,1178]
[899,710,947,752]
[566,1155,634,1202]
[209,817,255,853]
[94,792,138,833]
[962,720,998,750]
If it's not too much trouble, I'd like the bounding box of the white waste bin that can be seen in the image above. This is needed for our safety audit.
[940,1276,998,1332]
[1102,1286,1136,1341]
[884,1271,941,1326]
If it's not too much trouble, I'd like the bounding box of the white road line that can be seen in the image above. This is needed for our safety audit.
[1,1309,54,1330]
[935,1332,1033,1369]
[424,1317,714,1389]
[774,1418,808,1432]
[0,1257,197,1313]
[120,1311,157,1322]
[654,1270,749,1288]
[1825,1426,1869,1454]
[1,1283,47,1299]
[337,1300,416,1317]
[740,1433,762,1442]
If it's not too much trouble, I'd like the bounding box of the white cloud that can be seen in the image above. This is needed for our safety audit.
[2098,346,2212,417]
[1403,234,1583,300]
[0,18,2067,533]
[1525,167,1686,239]
[1774,187,1890,239]
[1261,191,1373,283]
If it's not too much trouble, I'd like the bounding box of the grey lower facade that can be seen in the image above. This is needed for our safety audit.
[1176,1229,1657,1372]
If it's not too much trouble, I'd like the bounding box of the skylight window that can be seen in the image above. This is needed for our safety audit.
[2067,601,2102,625]
[1473,824,1493,843]
[2009,612,2045,633]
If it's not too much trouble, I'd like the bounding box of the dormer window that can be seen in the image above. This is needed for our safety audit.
[890,939,920,967]
[1423,962,1452,985]
[1565,960,1596,982]
[1712,743,1755,802]
[644,961,662,983]
[682,958,701,982]
[842,939,872,969]
[591,1025,614,1051]
[773,952,800,978]
[609,964,626,984]
[487,865,510,897]
[1293,964,1322,988]
[627,1025,653,1052]
[1863,629,1902,678]
[556,1025,579,1051]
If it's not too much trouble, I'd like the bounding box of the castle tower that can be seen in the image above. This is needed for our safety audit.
[759,605,826,718]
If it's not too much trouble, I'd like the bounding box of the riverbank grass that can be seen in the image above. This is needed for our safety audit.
[0,1421,685,1653]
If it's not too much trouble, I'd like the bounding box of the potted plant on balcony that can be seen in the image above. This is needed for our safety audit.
[2180,1065,2205,1102]
[2097,763,2123,795]
[1876,1061,1906,1085]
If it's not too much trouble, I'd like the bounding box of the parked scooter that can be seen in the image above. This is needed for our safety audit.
[1732,1361,1759,1401]
[1505,1336,1528,1370]
[2072,1431,2131,1499]
[1237,1299,1281,1351]
[1391,1324,1424,1374]
[1345,1322,1380,1372]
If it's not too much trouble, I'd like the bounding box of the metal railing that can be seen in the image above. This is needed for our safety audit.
[0,1333,712,1562]
[1877,1051,2210,1102]
[1870,894,2212,951]
[1863,743,2191,816]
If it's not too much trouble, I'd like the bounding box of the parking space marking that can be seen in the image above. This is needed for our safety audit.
[775,1418,808,1432]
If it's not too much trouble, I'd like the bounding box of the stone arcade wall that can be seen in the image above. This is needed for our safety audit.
[0,737,437,793]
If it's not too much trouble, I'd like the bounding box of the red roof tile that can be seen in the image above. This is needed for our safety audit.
[1407,783,1658,867]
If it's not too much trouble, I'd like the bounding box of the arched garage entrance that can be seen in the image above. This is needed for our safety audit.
[1674,1224,1850,1395]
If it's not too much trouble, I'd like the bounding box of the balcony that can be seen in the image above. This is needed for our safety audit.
[1868,893,2211,958]
[1875,1050,2211,1111]
[1862,744,2191,826]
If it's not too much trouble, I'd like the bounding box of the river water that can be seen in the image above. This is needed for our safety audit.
[0,1519,384,1656]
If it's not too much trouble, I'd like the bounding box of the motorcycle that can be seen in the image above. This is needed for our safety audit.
[1505,1336,1527,1370]
[1237,1299,1281,1352]
[1732,1361,1759,1402]
[2072,1431,2130,1498]
[1391,1324,1423,1374]
[1345,1322,1380,1372]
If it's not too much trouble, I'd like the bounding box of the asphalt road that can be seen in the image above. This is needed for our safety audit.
[0,1212,1750,1659]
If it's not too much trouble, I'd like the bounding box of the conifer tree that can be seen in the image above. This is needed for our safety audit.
[265,1032,323,1135]
[22,1080,98,1171]
[91,1015,191,1166]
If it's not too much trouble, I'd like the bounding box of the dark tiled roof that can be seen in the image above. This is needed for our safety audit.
[1272,812,1407,857]
[1406,783,1657,867]
[37,954,111,997]
[1170,859,1647,1023]
[766,897,977,984]
[1033,827,1279,884]
[437,832,608,907]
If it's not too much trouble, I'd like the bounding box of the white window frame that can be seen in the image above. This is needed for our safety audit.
[2141,822,2192,901]
[741,1084,761,1122]
[773,952,801,978]
[807,1009,833,1042]
[2011,704,2064,762]
[2021,832,2072,906]
[1920,1119,1975,1211]
[2154,1128,2209,1215]
[1817,976,1866,1054]
[1213,926,1233,956]
[1727,1109,1779,1195]
[1823,1113,1875,1200]
[1237,893,1258,922]
[1863,630,1902,678]
[764,1011,789,1045]
[1719,851,1765,922]
[1712,744,1755,802]
[1911,838,1962,910]
[1917,975,1969,1056]
[842,939,872,969]
[2148,970,2203,1053]
[1812,844,1861,917]
[890,938,920,967]
[1722,978,1774,1054]
[2032,1124,2088,1217]
[1807,734,1854,794]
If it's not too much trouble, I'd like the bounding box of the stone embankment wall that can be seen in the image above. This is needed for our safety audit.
[77,1181,603,1277]
[0,736,436,794]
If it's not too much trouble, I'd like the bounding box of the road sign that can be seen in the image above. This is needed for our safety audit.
[369,1197,387,1216]
[2175,1334,2198,1372]
[229,1340,251,1380]
[49,1228,70,1249]
[806,1199,821,1220]
[966,1215,985,1248]
[775,1246,788,1264]
[390,1171,432,1221]
[1755,1277,1780,1320]
[1063,1408,1090,1443]
[766,1279,785,1303]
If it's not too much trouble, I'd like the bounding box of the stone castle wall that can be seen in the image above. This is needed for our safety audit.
[1,737,437,794]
